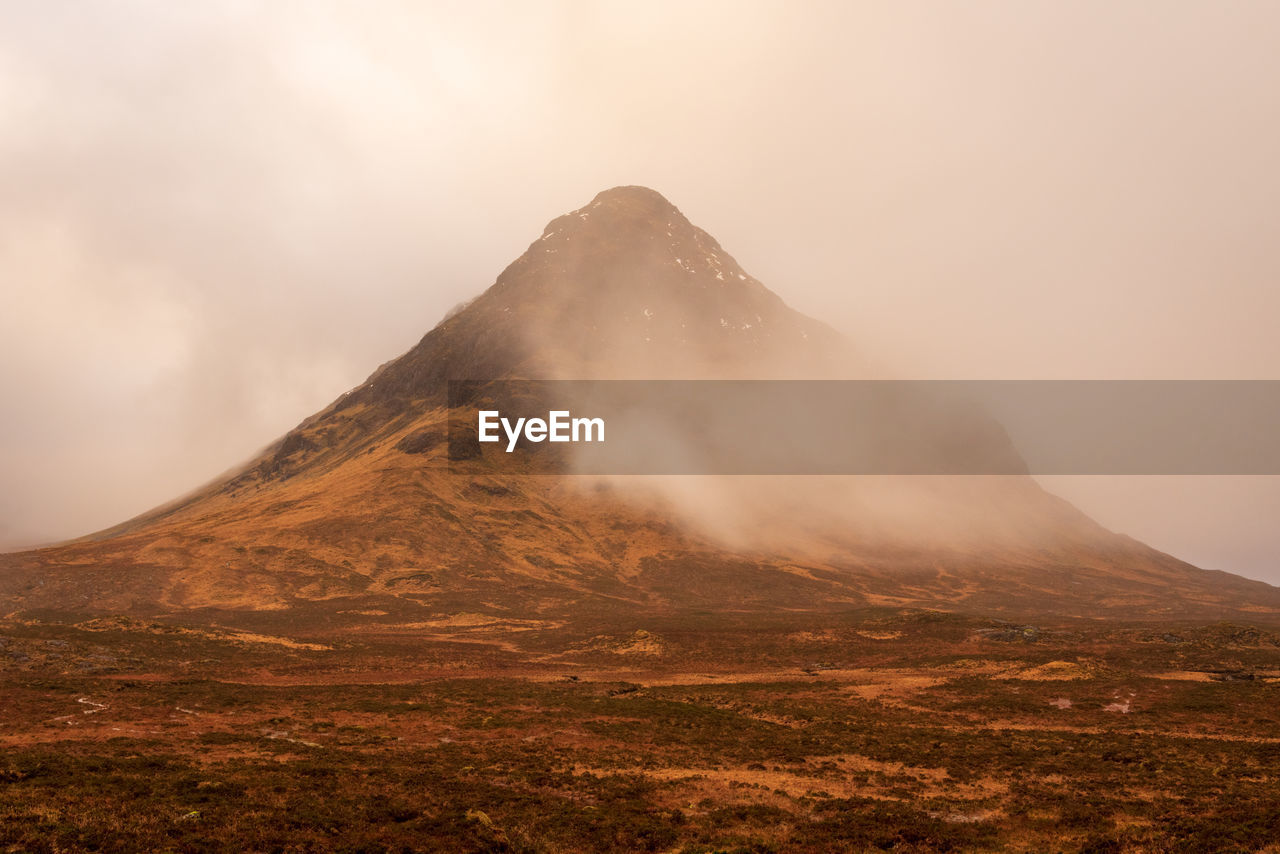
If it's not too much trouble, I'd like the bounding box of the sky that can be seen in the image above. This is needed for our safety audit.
[1,1,1277,582]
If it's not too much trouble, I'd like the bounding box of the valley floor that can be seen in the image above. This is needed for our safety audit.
[2,607,1279,852]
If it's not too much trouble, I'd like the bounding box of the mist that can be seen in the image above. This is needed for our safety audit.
[1,2,1277,582]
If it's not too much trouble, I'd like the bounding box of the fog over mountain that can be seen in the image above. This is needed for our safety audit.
[1,2,1278,581]
[8,184,1276,624]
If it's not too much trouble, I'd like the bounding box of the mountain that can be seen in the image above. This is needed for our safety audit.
[3,186,1279,624]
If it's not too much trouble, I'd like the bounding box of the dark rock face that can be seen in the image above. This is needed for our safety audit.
[394,430,443,455]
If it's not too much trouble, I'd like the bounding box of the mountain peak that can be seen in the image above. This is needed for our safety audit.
[535,184,692,243]
[345,186,847,394]
[588,184,679,211]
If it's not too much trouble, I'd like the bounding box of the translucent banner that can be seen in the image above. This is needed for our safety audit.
[444,380,1280,475]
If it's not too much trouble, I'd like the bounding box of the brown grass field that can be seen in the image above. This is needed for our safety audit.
[3,605,1279,853]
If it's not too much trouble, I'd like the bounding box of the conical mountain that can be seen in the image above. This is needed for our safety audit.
[3,187,1278,623]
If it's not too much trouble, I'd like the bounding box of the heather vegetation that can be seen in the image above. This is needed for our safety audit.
[3,608,1278,852]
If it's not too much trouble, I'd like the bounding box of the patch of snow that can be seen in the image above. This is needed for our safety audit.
[1104,690,1137,714]
[1104,690,1136,714]
[1048,698,1072,709]
[737,273,747,280]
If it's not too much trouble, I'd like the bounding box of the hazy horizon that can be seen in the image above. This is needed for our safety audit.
[1,2,1277,583]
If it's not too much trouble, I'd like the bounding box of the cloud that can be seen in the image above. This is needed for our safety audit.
[0,1,1276,580]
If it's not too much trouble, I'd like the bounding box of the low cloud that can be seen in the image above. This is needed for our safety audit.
[0,2,1277,581]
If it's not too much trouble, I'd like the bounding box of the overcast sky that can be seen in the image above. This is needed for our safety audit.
[1,1,1277,582]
